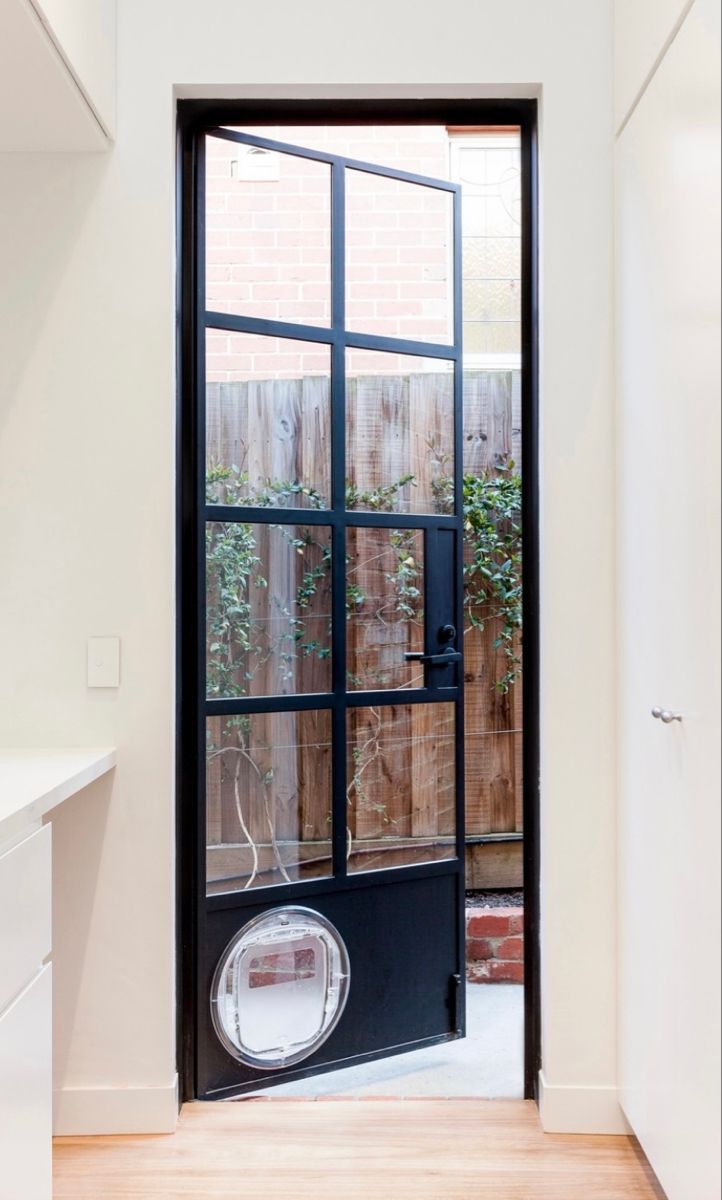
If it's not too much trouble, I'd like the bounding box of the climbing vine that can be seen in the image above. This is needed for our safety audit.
[205,464,331,700]
[462,461,523,695]
[205,457,522,882]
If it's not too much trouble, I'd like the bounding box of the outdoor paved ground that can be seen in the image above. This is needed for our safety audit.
[247,984,524,1099]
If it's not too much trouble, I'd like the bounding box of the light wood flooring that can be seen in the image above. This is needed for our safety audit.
[53,1099,665,1200]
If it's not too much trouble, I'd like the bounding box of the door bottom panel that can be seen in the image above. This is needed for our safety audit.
[198,871,464,1098]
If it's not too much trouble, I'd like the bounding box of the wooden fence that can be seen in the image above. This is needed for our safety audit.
[205,369,522,892]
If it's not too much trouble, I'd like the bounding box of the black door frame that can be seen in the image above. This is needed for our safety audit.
[177,97,540,1102]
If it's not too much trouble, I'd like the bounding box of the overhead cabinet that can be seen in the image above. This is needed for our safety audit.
[0,0,115,150]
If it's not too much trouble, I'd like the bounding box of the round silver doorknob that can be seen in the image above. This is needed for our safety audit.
[651,707,683,723]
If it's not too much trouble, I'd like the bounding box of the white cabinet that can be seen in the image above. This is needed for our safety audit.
[613,0,690,130]
[0,0,115,150]
[0,829,52,1200]
[30,0,116,136]
[0,826,51,1015]
[0,750,116,1200]
[0,966,52,1200]
[616,1,721,1197]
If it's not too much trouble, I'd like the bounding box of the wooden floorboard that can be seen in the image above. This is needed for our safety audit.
[53,1099,665,1199]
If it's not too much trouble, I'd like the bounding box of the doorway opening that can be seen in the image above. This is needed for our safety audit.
[178,100,539,1103]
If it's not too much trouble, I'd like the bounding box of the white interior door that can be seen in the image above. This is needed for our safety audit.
[616,3,721,1197]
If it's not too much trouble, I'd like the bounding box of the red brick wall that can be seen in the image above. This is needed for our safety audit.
[466,906,524,984]
[205,124,453,381]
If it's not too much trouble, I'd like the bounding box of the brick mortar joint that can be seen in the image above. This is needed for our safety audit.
[465,907,525,962]
[465,906,524,919]
[468,934,523,954]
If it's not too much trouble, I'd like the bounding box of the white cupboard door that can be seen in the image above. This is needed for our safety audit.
[0,824,51,1014]
[616,2,721,1198]
[0,965,52,1200]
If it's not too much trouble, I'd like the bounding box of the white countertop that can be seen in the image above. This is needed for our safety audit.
[0,748,117,844]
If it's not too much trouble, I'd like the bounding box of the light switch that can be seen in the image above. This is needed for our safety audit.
[87,637,120,688]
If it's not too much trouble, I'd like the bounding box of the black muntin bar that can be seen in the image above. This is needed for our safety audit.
[345,687,459,709]
[205,310,336,345]
[343,328,457,361]
[206,693,334,717]
[204,687,459,718]
[206,853,464,912]
[204,505,456,531]
[205,505,336,527]
[204,308,457,363]
[207,126,460,193]
[330,159,348,880]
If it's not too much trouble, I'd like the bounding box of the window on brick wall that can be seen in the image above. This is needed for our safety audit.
[449,133,522,371]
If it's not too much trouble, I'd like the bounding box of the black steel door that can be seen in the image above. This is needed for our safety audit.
[182,125,465,1098]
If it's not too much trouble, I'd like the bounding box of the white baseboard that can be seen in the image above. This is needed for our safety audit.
[53,1075,178,1135]
[538,1070,632,1134]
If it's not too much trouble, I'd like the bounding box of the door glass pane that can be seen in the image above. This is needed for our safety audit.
[346,703,456,873]
[345,168,453,343]
[346,527,424,691]
[205,135,331,326]
[463,322,521,355]
[206,331,331,509]
[206,711,332,894]
[462,366,523,842]
[345,349,454,515]
[452,134,522,365]
[206,522,332,698]
[463,279,520,321]
[462,236,520,280]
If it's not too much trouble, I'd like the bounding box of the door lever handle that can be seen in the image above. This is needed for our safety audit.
[404,650,462,665]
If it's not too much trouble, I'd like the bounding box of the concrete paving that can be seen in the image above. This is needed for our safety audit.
[249,984,524,1099]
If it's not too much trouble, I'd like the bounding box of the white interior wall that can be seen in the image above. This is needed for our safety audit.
[0,0,618,1133]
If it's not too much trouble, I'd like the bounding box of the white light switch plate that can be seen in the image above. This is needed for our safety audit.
[87,637,120,688]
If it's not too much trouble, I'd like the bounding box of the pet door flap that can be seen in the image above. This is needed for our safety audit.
[211,907,350,1069]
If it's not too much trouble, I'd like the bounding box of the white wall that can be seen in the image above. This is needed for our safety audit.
[0,0,617,1133]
